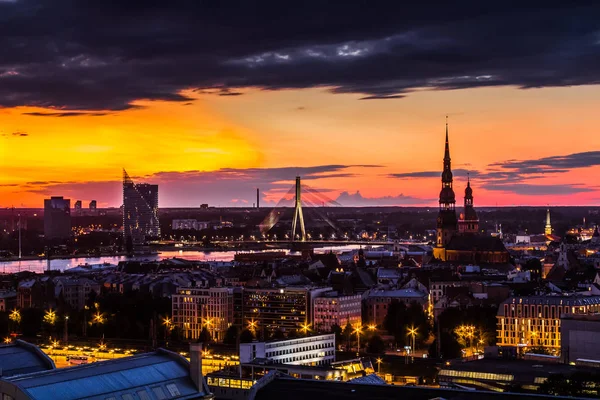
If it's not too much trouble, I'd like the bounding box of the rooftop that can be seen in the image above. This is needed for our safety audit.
[0,340,55,378]
[1,348,207,400]
[252,376,580,400]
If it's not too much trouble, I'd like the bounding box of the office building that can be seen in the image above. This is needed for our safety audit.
[364,288,428,326]
[172,219,209,231]
[89,200,97,210]
[560,313,600,364]
[239,334,336,366]
[496,295,600,352]
[43,196,71,240]
[123,169,160,245]
[172,287,234,342]
[313,292,361,332]
[243,287,330,334]
[73,200,82,211]
[53,277,101,310]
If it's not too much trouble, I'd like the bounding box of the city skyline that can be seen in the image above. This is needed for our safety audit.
[1,2,600,207]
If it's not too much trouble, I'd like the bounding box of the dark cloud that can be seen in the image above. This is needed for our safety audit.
[390,168,476,179]
[490,151,600,173]
[391,150,600,196]
[23,111,110,117]
[1,131,28,137]
[481,183,595,196]
[21,165,378,207]
[0,1,598,110]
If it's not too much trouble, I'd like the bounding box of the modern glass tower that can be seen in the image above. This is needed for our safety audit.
[123,169,159,245]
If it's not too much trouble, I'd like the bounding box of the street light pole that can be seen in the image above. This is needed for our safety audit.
[64,316,69,345]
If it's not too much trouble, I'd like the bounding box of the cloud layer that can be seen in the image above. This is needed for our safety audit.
[0,1,599,111]
[391,151,600,196]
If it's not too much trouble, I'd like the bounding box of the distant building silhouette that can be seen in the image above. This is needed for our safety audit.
[89,200,97,211]
[44,196,71,240]
[123,169,159,245]
[74,200,82,211]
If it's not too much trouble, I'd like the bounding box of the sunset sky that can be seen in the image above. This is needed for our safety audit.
[1,1,600,207]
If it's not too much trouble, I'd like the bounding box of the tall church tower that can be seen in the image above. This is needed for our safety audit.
[544,208,552,236]
[434,119,457,256]
[458,175,479,234]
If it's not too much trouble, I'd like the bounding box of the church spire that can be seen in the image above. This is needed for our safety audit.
[545,208,552,236]
[444,115,450,162]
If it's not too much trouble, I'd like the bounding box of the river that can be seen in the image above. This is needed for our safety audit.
[0,244,366,274]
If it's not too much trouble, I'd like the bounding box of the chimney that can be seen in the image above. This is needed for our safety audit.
[257,188,260,209]
[190,342,206,393]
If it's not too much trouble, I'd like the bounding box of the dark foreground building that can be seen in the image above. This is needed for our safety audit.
[249,374,585,400]
[0,343,212,400]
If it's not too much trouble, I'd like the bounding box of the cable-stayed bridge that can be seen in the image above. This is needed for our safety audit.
[259,176,342,242]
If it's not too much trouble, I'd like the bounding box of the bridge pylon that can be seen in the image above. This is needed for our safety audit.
[291,176,306,242]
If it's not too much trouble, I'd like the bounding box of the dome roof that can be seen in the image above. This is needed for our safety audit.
[465,182,473,197]
[439,187,455,203]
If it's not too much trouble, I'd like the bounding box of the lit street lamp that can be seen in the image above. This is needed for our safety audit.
[44,309,57,325]
[376,358,382,374]
[301,323,311,336]
[407,326,418,362]
[353,325,362,356]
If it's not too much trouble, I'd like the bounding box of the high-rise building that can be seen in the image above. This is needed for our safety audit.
[43,196,71,240]
[89,200,97,210]
[123,169,159,245]
[172,287,234,342]
[243,287,331,335]
[433,120,457,259]
[74,200,82,211]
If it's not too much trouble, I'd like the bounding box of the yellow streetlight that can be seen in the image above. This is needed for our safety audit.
[353,325,362,355]
[93,312,105,324]
[44,309,57,325]
[376,357,382,374]
[368,324,376,332]
[407,326,418,360]
[9,309,21,324]
[301,323,311,335]
[3,337,11,344]
[248,319,258,334]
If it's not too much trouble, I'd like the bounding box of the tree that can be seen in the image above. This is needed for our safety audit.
[270,329,285,340]
[343,322,354,350]
[428,331,462,359]
[331,324,343,345]
[538,372,600,398]
[366,335,385,354]
[223,326,238,346]
[198,327,212,344]
[239,329,255,343]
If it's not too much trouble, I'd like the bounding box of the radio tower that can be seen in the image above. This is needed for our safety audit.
[291,176,306,242]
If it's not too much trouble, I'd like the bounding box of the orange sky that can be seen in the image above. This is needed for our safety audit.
[1,85,600,207]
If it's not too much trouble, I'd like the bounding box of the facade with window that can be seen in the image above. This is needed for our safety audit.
[313,292,361,332]
[172,287,233,342]
[243,287,330,334]
[240,334,336,366]
[496,295,600,353]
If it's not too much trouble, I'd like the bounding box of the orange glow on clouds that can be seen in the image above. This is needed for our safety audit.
[1,85,600,207]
